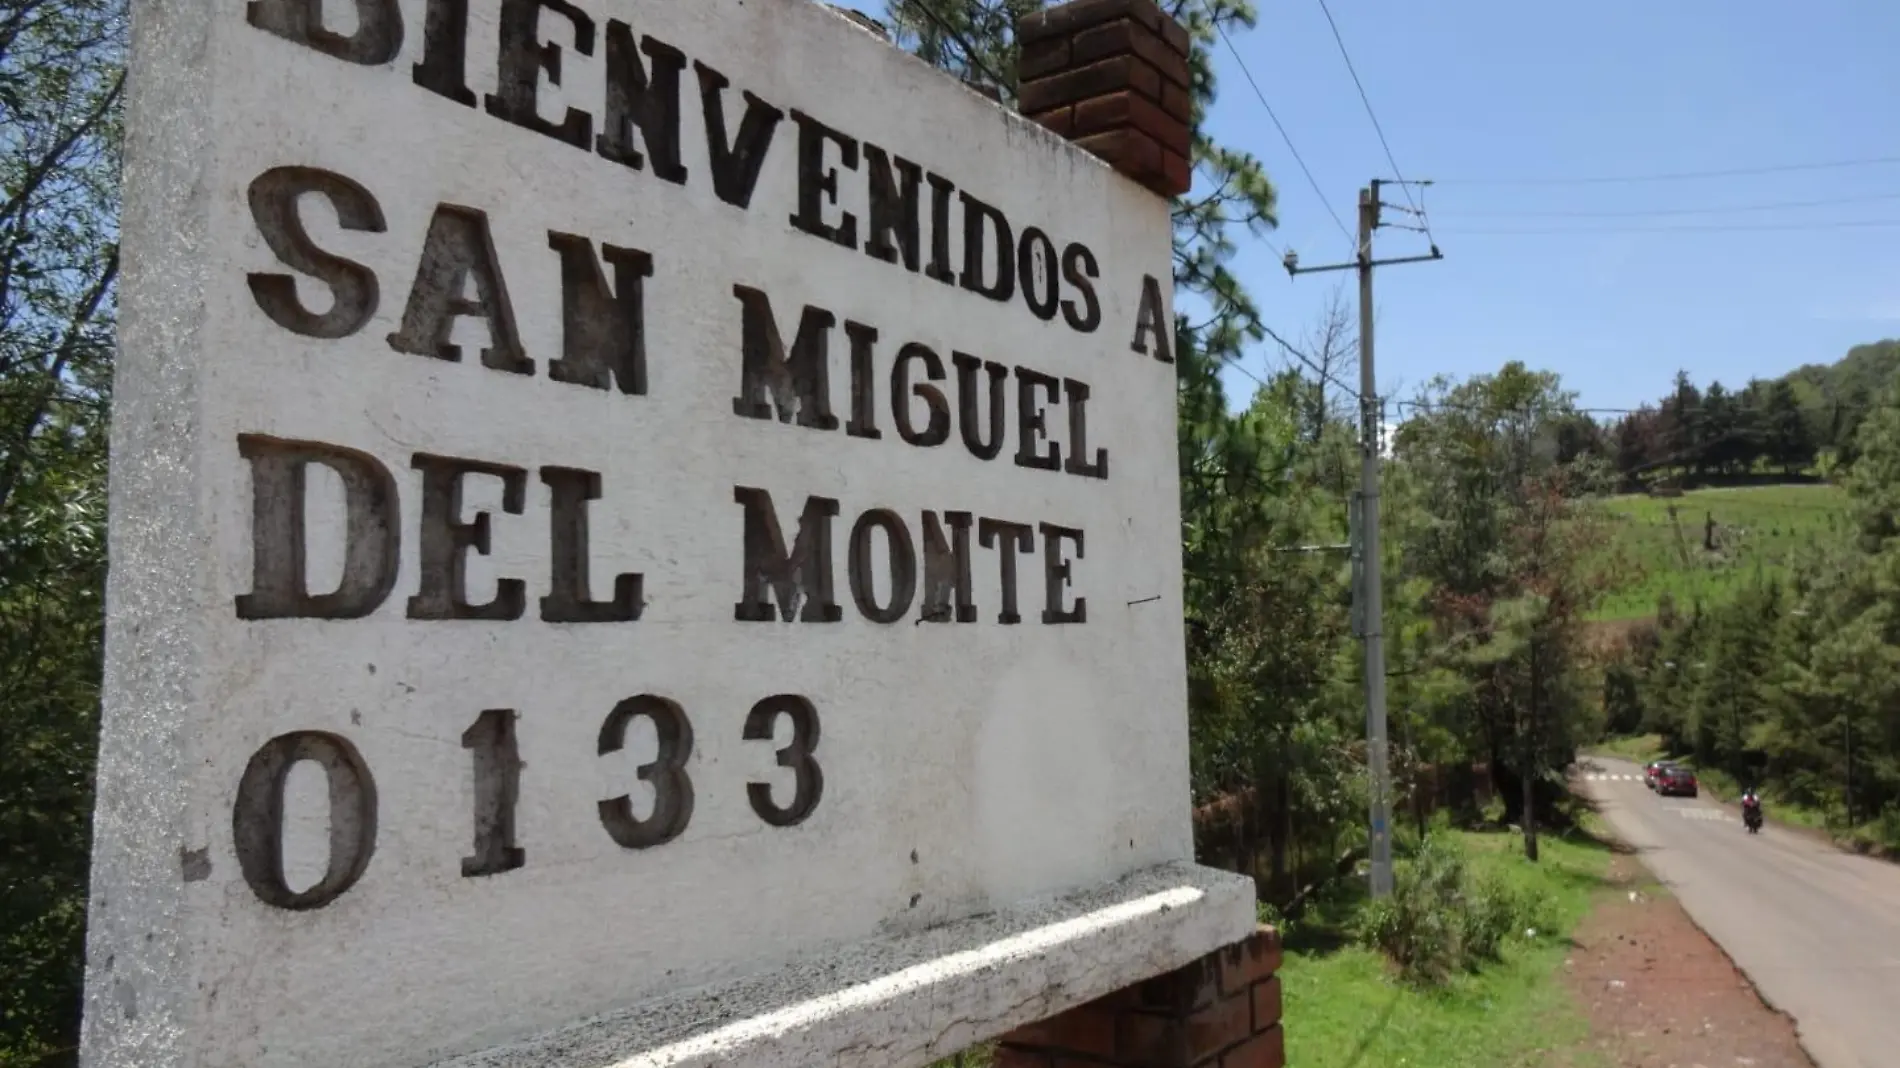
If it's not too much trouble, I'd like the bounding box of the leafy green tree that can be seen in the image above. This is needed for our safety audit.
[1762,378,1815,475]
[1611,405,1662,487]
[883,0,1039,96]
[1698,381,1739,476]
[1551,411,1607,467]
[1655,370,1702,481]
[0,0,123,1060]
[1390,363,1610,856]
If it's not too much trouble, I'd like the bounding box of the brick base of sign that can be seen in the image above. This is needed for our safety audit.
[993,926,1285,1068]
[1016,0,1195,198]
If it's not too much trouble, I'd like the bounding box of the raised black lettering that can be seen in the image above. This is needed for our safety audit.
[864,144,922,271]
[247,0,401,64]
[461,709,525,877]
[952,351,1008,461]
[892,342,950,448]
[921,510,976,623]
[485,0,595,148]
[540,466,641,623]
[233,731,378,910]
[694,61,783,209]
[406,453,527,621]
[1037,521,1086,624]
[1017,227,1059,321]
[1013,366,1062,472]
[730,285,839,429]
[596,25,688,183]
[547,232,651,395]
[1060,243,1102,333]
[743,695,822,827]
[387,205,533,375]
[1131,273,1173,362]
[925,172,957,285]
[246,167,386,340]
[789,109,859,249]
[1062,378,1108,479]
[848,508,917,623]
[235,435,400,620]
[978,517,1033,624]
[733,487,843,623]
[844,319,881,440]
[412,0,474,104]
[597,695,693,849]
[959,191,1014,302]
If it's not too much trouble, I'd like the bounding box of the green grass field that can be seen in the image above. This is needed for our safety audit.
[1589,733,1665,764]
[929,829,1618,1068]
[1278,829,1615,1068]
[1588,483,1850,621]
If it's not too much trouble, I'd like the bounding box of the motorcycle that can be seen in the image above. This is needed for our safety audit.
[1742,793,1763,834]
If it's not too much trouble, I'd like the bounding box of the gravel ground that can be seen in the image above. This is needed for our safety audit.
[1560,849,1813,1068]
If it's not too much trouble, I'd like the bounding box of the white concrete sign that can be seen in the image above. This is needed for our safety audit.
[87,0,1253,1065]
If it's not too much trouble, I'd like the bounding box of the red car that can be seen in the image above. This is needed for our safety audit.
[1656,765,1699,798]
[1643,761,1670,790]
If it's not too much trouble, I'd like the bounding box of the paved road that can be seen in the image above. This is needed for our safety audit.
[1578,756,1900,1068]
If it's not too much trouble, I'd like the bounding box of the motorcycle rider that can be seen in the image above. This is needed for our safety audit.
[1741,786,1764,830]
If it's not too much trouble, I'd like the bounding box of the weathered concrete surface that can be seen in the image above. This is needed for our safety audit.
[431,862,1256,1068]
[89,0,1206,1060]
[1580,756,1900,1068]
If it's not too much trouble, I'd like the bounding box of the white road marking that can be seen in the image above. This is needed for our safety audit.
[1675,808,1726,821]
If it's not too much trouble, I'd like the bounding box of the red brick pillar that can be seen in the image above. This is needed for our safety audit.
[1016,0,1194,198]
[994,926,1285,1068]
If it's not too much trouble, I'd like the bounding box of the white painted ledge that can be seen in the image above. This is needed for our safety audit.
[432,862,1257,1068]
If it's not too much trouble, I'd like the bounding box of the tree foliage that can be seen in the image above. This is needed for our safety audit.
[0,0,123,1060]
[1607,372,1900,851]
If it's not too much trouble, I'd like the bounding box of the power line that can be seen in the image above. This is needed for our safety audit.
[1432,191,1900,220]
[1205,4,1356,248]
[1439,218,1900,236]
[1205,324,1359,403]
[1432,155,1900,187]
[1218,350,1273,392]
[1262,321,1361,399]
[1393,394,1900,419]
[1312,0,1435,243]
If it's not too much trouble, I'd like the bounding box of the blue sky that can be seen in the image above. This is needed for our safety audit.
[835,0,1900,414]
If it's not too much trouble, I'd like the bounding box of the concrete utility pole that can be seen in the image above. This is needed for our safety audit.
[1285,178,1441,898]
[1354,184,1393,896]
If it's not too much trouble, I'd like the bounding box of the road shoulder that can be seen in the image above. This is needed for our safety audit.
[1559,832,1813,1067]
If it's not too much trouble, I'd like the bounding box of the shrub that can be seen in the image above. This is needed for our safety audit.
[1456,871,1518,964]
[1878,806,1900,855]
[1356,837,1466,984]
[1355,836,1532,984]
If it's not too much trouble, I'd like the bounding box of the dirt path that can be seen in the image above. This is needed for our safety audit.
[1560,843,1812,1067]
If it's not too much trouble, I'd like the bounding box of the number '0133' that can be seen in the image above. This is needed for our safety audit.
[230,695,823,910]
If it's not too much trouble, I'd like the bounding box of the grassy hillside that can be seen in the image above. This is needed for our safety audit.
[1590,483,1850,621]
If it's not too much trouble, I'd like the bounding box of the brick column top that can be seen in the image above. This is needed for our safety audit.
[1016,0,1194,198]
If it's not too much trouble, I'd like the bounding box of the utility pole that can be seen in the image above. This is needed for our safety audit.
[1285,178,1442,898]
